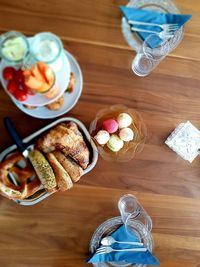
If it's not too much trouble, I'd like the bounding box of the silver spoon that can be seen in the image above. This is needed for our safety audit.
[101,236,143,246]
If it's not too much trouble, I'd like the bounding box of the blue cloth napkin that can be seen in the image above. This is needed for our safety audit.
[120,6,192,48]
[87,225,160,265]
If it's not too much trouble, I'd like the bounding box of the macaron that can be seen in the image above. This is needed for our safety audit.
[94,130,110,145]
[107,134,124,152]
[119,128,134,142]
[117,113,133,128]
[102,119,118,133]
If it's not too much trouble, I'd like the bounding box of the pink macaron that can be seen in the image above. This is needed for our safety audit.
[102,119,119,133]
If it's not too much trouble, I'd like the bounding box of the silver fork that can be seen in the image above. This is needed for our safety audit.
[128,20,179,32]
[131,26,174,39]
[96,246,147,255]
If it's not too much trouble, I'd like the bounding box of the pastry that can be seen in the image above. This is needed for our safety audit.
[36,122,90,169]
[0,152,41,200]
[53,151,83,182]
[66,72,75,93]
[28,149,57,192]
[45,95,64,110]
[46,153,73,191]
[23,105,37,109]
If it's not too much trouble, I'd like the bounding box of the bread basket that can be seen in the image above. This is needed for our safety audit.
[0,117,98,205]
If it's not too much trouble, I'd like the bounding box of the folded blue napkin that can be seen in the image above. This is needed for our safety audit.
[120,6,192,48]
[87,225,160,265]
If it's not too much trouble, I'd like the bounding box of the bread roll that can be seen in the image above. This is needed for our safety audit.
[46,153,73,191]
[28,149,57,192]
[53,151,83,182]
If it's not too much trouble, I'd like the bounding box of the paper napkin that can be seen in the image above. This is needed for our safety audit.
[87,225,160,265]
[165,121,200,163]
[120,6,192,48]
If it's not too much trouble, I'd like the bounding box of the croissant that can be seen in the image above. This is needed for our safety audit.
[36,122,90,169]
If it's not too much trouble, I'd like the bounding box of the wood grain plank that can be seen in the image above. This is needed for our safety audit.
[0,1,199,266]
[0,185,199,267]
[0,0,198,60]
[1,41,200,198]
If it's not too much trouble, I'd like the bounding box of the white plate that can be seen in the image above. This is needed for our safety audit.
[13,50,83,119]
[121,0,182,52]
[0,50,71,106]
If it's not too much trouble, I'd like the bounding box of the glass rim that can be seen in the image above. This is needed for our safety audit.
[0,31,30,63]
[30,31,63,64]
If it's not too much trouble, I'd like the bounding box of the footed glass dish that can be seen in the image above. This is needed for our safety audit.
[89,105,147,162]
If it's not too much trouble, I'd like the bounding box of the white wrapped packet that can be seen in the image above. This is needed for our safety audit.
[165,121,200,163]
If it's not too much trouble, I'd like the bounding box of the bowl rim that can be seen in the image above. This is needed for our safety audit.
[89,105,147,162]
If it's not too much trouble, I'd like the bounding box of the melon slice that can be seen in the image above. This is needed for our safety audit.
[22,62,55,93]
[24,75,43,90]
[31,65,45,83]
[23,69,31,77]
[37,61,54,85]
[37,83,51,93]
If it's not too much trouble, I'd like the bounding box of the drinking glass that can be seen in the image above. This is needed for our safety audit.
[30,32,64,72]
[118,194,152,232]
[132,34,170,76]
[132,30,183,76]
[0,31,30,66]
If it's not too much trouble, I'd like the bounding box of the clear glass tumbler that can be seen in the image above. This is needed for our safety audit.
[132,29,183,76]
[0,31,30,66]
[118,194,152,232]
[30,32,64,72]
[132,34,170,77]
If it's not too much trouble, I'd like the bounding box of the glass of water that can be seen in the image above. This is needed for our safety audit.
[132,34,171,76]
[118,194,152,232]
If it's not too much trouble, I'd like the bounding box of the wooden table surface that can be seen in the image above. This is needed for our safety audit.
[0,1,200,266]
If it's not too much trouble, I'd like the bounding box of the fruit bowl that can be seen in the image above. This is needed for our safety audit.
[0,51,70,106]
[89,105,147,162]
[0,30,71,107]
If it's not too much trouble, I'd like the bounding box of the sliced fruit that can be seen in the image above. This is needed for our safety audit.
[14,89,27,101]
[23,69,32,77]
[31,65,45,82]
[37,61,54,85]
[7,80,18,94]
[3,67,16,81]
[22,62,54,94]
[44,68,54,85]
[37,83,51,93]
[24,75,43,90]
